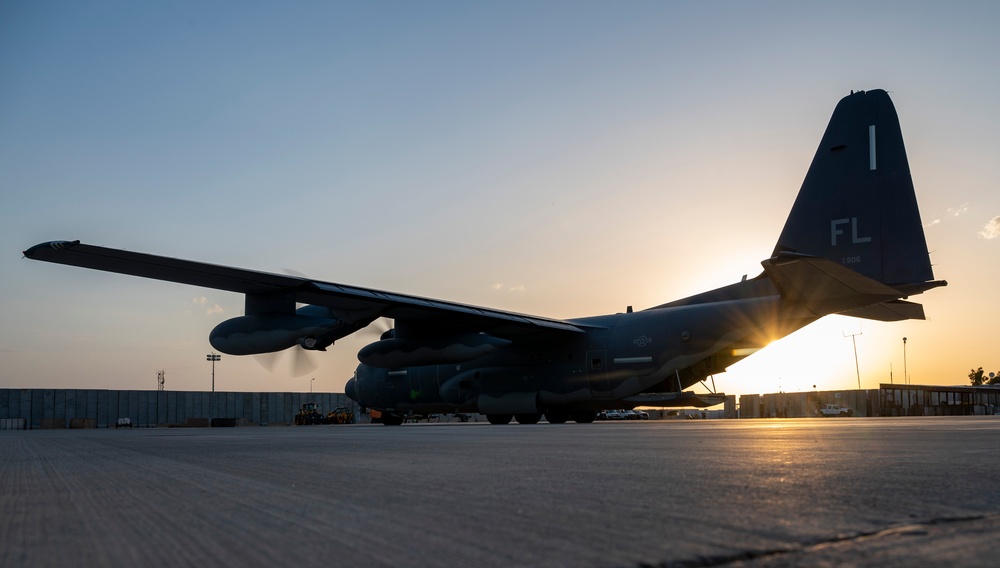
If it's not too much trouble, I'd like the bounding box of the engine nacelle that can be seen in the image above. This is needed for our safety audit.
[357,333,511,368]
[209,314,344,355]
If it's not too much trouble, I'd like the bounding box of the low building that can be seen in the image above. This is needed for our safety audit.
[879,383,1000,416]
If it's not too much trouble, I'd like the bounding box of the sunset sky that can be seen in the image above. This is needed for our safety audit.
[2,1,998,398]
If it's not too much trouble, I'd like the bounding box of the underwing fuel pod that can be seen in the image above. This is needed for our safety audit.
[23,89,945,425]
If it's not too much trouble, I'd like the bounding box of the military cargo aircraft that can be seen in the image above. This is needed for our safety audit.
[23,89,945,425]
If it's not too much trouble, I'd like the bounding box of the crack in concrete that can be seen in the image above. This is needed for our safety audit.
[637,514,999,568]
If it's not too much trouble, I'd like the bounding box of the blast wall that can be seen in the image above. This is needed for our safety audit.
[0,389,356,429]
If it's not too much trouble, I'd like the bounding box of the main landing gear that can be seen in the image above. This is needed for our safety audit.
[381,413,405,426]
[378,410,599,426]
[483,410,596,425]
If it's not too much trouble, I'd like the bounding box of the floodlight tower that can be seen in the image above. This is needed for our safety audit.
[206,352,221,392]
[902,337,908,385]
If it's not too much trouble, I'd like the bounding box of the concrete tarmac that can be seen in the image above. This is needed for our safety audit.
[2,417,998,567]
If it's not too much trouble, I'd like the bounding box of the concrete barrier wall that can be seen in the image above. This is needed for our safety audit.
[740,389,879,418]
[1,418,27,430]
[0,389,356,429]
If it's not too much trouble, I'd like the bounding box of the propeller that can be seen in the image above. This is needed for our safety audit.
[361,317,395,340]
[243,269,322,377]
[254,346,319,377]
[252,317,392,377]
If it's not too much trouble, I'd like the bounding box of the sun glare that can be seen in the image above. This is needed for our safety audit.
[719,318,863,397]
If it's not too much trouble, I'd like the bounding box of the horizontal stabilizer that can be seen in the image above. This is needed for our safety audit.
[840,300,926,322]
[761,253,904,316]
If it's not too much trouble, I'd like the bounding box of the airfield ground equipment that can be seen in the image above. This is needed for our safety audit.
[327,406,354,424]
[294,402,327,425]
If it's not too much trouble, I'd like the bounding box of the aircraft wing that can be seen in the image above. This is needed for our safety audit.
[22,240,587,335]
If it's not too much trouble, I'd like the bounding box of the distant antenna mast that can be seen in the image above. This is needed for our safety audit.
[157,370,165,391]
[843,329,862,390]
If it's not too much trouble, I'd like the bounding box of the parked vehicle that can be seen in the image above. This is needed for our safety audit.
[819,404,853,417]
[327,406,354,424]
[294,402,326,425]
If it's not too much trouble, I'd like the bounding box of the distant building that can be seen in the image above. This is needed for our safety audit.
[879,383,1000,416]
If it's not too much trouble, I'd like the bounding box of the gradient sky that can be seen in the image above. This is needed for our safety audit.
[2,1,998,398]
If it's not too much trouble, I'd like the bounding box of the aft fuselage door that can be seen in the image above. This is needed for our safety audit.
[587,349,612,398]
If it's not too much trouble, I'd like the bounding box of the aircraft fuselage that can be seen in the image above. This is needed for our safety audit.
[347,285,807,419]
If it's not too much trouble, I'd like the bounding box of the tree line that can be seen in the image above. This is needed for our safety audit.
[968,367,999,386]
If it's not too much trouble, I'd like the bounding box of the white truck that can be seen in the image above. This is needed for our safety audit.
[819,404,853,417]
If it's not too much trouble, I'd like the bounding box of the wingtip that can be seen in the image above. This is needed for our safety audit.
[23,240,80,258]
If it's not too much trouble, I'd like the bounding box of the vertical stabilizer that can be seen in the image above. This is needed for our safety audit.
[772,90,934,286]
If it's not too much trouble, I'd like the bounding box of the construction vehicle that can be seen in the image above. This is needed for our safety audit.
[327,406,354,424]
[294,402,327,425]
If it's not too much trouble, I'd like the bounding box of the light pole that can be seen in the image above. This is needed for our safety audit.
[902,337,908,385]
[310,378,315,393]
[206,352,221,392]
[844,329,862,390]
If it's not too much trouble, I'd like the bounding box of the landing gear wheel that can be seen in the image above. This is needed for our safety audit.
[571,410,597,424]
[381,413,404,426]
[514,413,542,425]
[544,410,569,424]
[487,414,513,425]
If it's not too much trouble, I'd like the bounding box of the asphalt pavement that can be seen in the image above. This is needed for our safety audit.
[2,417,998,567]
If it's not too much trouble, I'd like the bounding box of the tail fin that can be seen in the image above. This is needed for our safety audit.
[772,89,934,287]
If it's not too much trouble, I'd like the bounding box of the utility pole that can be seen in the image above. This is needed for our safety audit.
[844,330,862,390]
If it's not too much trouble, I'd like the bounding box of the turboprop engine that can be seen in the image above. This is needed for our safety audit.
[209,313,350,355]
[357,332,511,368]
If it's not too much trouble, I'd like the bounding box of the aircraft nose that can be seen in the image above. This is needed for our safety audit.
[345,377,358,402]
